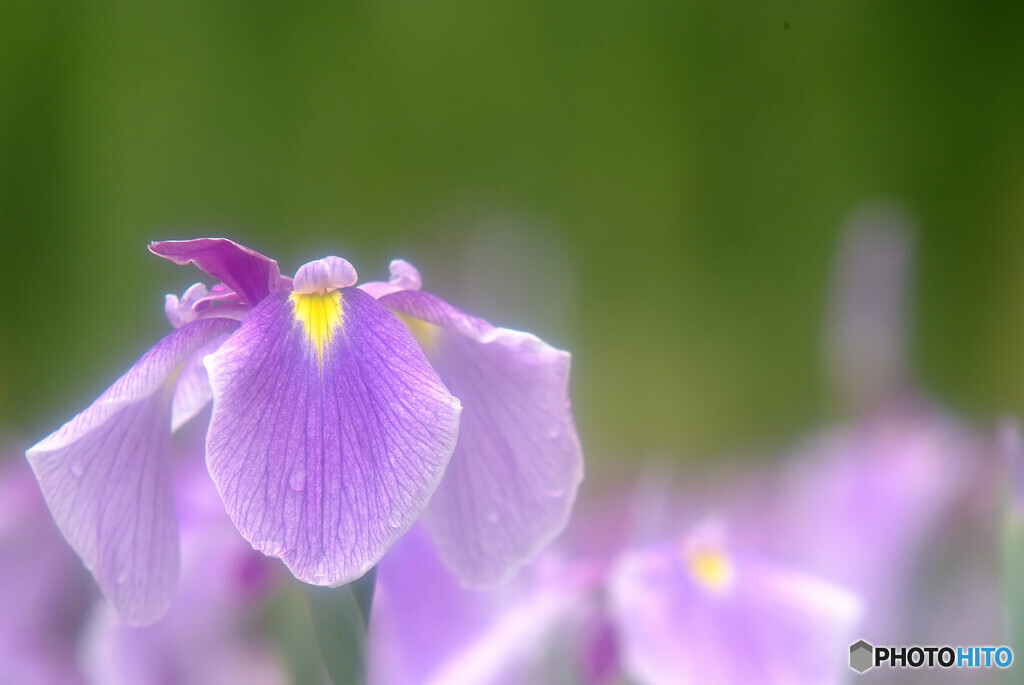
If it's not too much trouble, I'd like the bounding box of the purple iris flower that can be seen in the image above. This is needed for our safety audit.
[607,520,861,685]
[787,201,1005,646]
[733,405,1002,648]
[27,238,582,624]
[370,491,862,685]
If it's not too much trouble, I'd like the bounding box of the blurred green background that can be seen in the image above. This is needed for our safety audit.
[2,1,1022,464]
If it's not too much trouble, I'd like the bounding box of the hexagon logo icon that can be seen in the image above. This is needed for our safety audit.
[850,639,874,673]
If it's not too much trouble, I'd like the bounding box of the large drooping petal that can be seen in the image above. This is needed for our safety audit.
[203,287,462,586]
[607,525,862,685]
[149,238,286,307]
[81,461,287,685]
[379,288,583,586]
[26,317,239,625]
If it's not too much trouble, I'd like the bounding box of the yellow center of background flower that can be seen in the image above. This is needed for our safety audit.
[687,547,734,594]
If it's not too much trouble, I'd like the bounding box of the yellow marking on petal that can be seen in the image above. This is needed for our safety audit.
[686,546,734,594]
[163,363,184,404]
[394,311,440,357]
[290,290,344,365]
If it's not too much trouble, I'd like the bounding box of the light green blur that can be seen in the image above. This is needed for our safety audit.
[1,1,1022,465]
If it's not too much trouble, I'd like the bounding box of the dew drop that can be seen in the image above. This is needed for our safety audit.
[289,471,306,491]
[388,518,402,530]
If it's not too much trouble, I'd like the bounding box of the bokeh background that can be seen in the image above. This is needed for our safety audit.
[2,0,1023,468]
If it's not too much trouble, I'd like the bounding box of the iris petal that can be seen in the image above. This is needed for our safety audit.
[370,525,589,685]
[26,318,238,624]
[203,288,462,585]
[380,289,584,586]
[149,238,285,306]
[170,335,231,432]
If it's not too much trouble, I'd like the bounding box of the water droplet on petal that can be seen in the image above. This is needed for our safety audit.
[289,470,306,491]
[388,518,402,529]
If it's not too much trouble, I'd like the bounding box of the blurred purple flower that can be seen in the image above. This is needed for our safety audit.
[1003,419,1024,521]
[81,459,288,685]
[0,453,93,685]
[737,403,1002,648]
[369,498,861,685]
[608,520,861,685]
[823,201,917,411]
[369,524,596,685]
[27,238,582,624]
[701,202,1009,665]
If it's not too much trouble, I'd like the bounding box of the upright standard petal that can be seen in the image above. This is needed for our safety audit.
[359,259,423,299]
[203,287,462,585]
[165,283,210,329]
[292,255,358,294]
[149,238,285,306]
[380,289,584,586]
[26,318,239,625]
